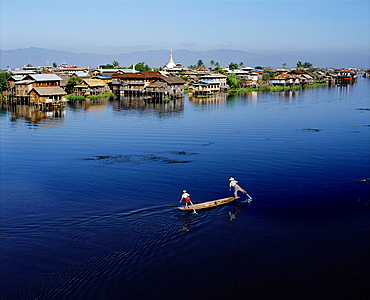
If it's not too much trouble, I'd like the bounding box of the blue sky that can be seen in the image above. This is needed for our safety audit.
[1,0,369,67]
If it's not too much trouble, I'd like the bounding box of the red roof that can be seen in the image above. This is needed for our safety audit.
[112,71,164,78]
[290,70,305,74]
[180,71,192,75]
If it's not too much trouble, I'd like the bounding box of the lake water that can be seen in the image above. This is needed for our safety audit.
[1,78,369,300]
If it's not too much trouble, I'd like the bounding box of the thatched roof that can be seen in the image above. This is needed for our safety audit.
[83,79,107,87]
[29,87,66,96]
[147,81,167,88]
[161,77,186,84]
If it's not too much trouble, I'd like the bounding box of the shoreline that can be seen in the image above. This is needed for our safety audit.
[227,83,328,94]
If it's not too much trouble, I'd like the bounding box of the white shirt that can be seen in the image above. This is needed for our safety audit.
[181,192,190,199]
[229,180,238,188]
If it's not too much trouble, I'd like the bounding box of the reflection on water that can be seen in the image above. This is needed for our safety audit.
[274,89,302,100]
[2,103,66,126]
[111,96,184,114]
[229,202,249,221]
[228,91,262,105]
[68,97,110,111]
[188,93,229,109]
[189,91,264,108]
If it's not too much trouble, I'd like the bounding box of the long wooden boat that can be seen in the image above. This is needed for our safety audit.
[178,196,239,211]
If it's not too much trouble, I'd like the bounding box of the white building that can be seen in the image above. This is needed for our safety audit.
[199,73,228,89]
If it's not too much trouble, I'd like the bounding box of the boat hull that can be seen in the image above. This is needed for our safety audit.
[178,196,239,211]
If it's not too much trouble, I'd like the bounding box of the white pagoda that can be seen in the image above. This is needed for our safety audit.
[165,50,176,69]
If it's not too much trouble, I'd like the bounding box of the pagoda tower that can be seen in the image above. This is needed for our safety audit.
[165,50,176,69]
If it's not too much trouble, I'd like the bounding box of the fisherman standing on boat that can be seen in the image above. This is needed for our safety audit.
[229,177,247,198]
[180,190,194,208]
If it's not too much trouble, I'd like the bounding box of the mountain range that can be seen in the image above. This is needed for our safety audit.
[0,47,293,70]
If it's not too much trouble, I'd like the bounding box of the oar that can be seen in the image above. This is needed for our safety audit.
[191,206,198,215]
[246,193,252,200]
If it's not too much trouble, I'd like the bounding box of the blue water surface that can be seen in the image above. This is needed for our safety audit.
[1,78,369,300]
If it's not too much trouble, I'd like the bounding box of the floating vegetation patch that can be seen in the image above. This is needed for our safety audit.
[201,142,215,146]
[162,159,191,164]
[167,151,198,156]
[82,152,195,165]
[356,178,370,183]
[297,128,322,132]
[357,108,370,111]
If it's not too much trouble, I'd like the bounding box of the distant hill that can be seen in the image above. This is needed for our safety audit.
[0,47,292,69]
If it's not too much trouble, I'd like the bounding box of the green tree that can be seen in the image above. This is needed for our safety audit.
[296,61,312,69]
[210,60,220,69]
[308,66,319,72]
[53,62,57,68]
[229,62,239,70]
[239,62,244,68]
[99,63,114,69]
[197,59,205,68]
[226,73,240,89]
[0,71,11,92]
[214,66,226,75]
[112,60,120,68]
[262,72,272,81]
[132,62,151,72]
[180,74,188,81]
[282,63,287,69]
[66,76,83,93]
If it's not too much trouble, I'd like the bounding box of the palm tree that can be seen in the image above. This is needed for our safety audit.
[197,59,205,68]
[112,60,120,69]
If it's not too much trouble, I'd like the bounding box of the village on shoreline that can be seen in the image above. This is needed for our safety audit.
[1,50,368,109]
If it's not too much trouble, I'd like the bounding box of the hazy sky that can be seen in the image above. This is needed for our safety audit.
[1,0,369,66]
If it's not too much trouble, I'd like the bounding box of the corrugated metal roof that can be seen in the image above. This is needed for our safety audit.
[11,75,26,81]
[192,80,221,86]
[27,74,62,81]
[15,80,34,85]
[71,71,90,78]
[12,71,36,75]
[94,68,138,73]
[200,73,227,79]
